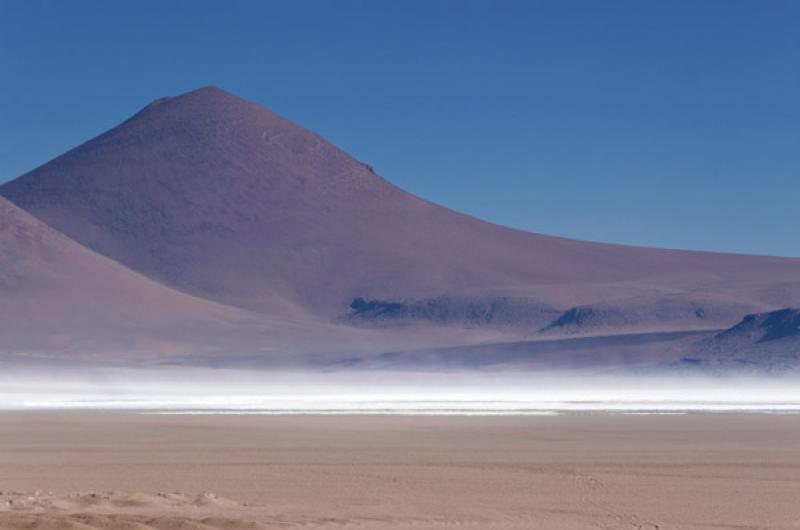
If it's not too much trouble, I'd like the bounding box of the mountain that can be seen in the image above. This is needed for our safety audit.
[2,86,799,365]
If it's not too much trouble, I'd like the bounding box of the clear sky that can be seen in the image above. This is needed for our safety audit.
[1,0,797,256]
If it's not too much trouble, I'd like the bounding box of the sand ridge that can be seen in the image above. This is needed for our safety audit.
[0,490,262,529]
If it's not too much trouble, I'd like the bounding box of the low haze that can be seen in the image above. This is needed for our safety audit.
[3,369,800,413]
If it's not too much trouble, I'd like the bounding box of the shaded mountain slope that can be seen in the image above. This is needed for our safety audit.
[3,87,799,340]
[325,330,708,371]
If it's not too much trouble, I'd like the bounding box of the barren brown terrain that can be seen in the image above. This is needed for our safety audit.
[1,413,798,529]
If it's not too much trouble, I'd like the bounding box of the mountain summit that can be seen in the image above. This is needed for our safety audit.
[3,87,800,358]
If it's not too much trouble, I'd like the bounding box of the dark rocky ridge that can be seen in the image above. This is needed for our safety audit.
[346,296,559,328]
[540,299,754,335]
[714,308,800,343]
[679,308,800,372]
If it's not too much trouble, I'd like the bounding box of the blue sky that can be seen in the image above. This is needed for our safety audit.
[1,0,797,256]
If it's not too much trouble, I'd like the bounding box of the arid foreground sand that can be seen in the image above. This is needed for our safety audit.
[0,413,799,529]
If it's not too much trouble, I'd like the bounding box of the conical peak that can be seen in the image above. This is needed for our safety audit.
[5,84,390,205]
[134,85,269,122]
[100,85,314,161]
[163,85,247,107]
[187,85,233,97]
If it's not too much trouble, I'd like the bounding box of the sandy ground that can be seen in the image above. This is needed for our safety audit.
[0,413,799,529]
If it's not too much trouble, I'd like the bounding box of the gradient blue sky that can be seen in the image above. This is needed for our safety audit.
[1,0,797,256]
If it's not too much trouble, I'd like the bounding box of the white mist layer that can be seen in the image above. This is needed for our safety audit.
[1,370,799,414]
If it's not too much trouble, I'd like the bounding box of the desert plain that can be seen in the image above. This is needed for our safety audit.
[0,412,798,529]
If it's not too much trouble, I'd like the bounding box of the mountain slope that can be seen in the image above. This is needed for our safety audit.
[3,87,799,337]
[0,196,380,361]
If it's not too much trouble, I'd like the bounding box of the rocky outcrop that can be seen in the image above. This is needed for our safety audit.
[346,295,559,328]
